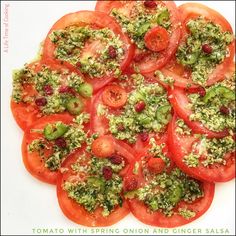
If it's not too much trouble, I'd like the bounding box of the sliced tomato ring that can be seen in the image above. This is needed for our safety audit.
[168,88,228,138]
[124,132,215,228]
[167,114,235,182]
[164,3,235,88]
[22,114,74,184]
[96,1,182,74]
[42,11,134,92]
[57,139,136,226]
[102,85,127,109]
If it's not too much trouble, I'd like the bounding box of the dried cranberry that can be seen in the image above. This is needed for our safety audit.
[43,84,53,96]
[108,46,117,59]
[102,166,113,180]
[220,106,230,115]
[55,137,67,148]
[135,101,146,112]
[133,53,147,63]
[144,0,157,8]
[202,44,213,54]
[117,124,125,131]
[35,97,47,106]
[59,86,75,95]
[198,87,206,97]
[109,154,123,165]
[124,176,138,191]
[76,61,81,68]
[140,132,149,142]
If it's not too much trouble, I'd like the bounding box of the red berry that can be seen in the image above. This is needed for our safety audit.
[124,176,138,191]
[59,86,75,95]
[202,44,213,54]
[43,84,53,96]
[198,87,206,97]
[108,46,117,59]
[109,154,123,165]
[220,106,230,115]
[55,137,67,148]
[140,132,149,142]
[35,97,47,106]
[144,0,157,8]
[135,101,146,112]
[76,61,81,68]
[102,166,113,180]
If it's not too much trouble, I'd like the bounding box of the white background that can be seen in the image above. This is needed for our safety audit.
[1,1,235,235]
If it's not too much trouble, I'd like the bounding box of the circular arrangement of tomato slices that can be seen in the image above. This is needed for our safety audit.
[11,0,235,229]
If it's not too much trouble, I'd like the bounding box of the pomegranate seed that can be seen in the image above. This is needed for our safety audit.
[144,0,157,8]
[59,86,75,95]
[202,44,213,54]
[35,97,47,106]
[108,46,117,59]
[55,137,67,148]
[124,176,138,191]
[140,132,149,142]
[117,124,125,131]
[43,84,53,96]
[198,87,206,97]
[109,154,124,165]
[220,106,230,115]
[135,101,146,112]
[102,166,113,180]
[133,53,147,63]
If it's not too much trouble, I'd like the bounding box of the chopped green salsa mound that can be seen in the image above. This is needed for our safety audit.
[183,135,235,167]
[176,17,233,86]
[63,155,125,216]
[111,2,171,50]
[188,85,235,132]
[49,26,125,78]
[28,113,90,171]
[12,65,92,115]
[127,168,203,218]
[106,74,171,143]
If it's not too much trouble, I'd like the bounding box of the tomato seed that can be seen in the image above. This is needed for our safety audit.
[144,0,157,8]
[220,106,230,115]
[135,101,146,112]
[108,46,117,59]
[43,84,53,96]
[102,166,113,180]
[55,137,67,148]
[109,154,123,165]
[35,97,47,106]
[202,44,213,54]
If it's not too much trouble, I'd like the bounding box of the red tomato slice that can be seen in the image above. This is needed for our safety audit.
[144,26,169,52]
[22,114,74,184]
[163,3,235,88]
[96,1,182,74]
[167,114,235,182]
[42,11,134,92]
[168,88,228,138]
[10,61,90,131]
[124,132,215,228]
[57,139,136,226]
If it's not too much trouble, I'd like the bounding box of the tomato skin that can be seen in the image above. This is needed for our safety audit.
[22,114,74,185]
[163,3,235,89]
[42,11,134,92]
[144,26,169,52]
[102,85,127,109]
[96,1,182,74]
[168,88,229,138]
[167,114,235,182]
[56,140,136,226]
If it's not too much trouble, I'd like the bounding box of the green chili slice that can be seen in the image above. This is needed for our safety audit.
[77,83,93,98]
[156,105,172,125]
[44,122,68,141]
[66,97,84,115]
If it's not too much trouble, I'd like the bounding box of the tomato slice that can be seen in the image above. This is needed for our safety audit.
[168,88,228,138]
[57,139,136,226]
[144,26,169,52]
[167,114,235,182]
[124,132,215,228]
[22,114,74,184]
[163,3,235,88]
[95,1,182,74]
[42,11,134,92]
[10,61,90,131]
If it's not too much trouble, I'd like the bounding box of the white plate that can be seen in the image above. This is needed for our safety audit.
[1,1,235,235]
